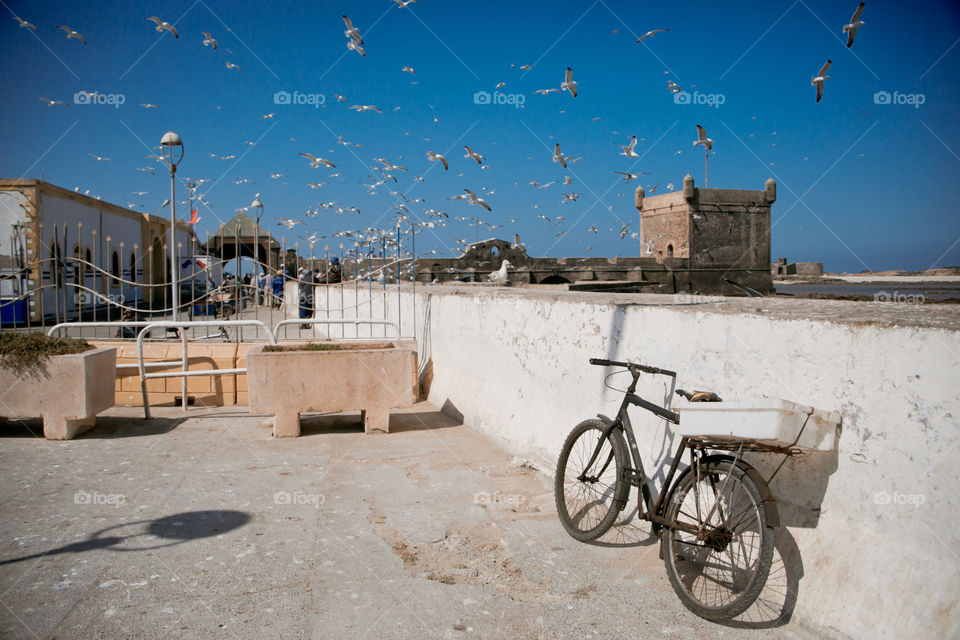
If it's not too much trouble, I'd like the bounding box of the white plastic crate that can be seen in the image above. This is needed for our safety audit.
[676,399,841,451]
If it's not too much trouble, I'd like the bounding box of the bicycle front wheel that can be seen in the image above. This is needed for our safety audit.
[554,419,629,542]
[662,458,774,620]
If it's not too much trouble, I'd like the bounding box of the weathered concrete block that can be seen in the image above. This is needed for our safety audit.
[246,341,418,436]
[0,346,116,439]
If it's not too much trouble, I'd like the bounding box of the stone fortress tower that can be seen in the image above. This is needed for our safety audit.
[636,174,776,295]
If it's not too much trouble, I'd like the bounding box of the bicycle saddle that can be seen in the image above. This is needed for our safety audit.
[676,389,722,402]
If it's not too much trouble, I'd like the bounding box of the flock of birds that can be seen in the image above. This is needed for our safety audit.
[15,2,870,274]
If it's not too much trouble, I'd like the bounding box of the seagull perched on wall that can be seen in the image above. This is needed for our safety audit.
[488,260,512,285]
[145,17,179,38]
[812,60,831,103]
[843,2,865,48]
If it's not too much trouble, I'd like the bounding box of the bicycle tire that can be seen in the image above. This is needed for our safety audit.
[554,419,630,541]
[662,457,774,620]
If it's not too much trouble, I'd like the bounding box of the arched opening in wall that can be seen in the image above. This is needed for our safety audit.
[539,274,571,285]
[50,240,63,288]
[111,251,121,286]
[490,246,499,257]
[151,238,165,303]
[72,244,82,285]
[667,244,674,257]
[129,251,137,284]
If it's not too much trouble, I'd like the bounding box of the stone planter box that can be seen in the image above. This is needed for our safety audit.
[246,341,418,437]
[0,346,117,439]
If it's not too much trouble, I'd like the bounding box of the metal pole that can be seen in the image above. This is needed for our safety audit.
[169,164,178,322]
[91,229,97,325]
[704,147,709,188]
[396,226,401,339]
[411,225,416,340]
[339,243,344,339]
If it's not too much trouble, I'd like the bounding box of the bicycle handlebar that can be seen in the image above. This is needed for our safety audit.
[589,357,677,378]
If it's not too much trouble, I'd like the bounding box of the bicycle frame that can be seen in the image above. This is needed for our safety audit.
[584,361,717,537]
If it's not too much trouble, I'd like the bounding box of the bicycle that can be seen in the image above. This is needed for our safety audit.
[554,358,780,621]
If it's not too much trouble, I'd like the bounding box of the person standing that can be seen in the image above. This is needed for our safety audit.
[326,257,342,284]
[299,268,316,329]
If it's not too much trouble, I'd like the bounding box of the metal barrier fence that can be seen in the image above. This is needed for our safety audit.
[0,220,429,340]
[5,252,420,341]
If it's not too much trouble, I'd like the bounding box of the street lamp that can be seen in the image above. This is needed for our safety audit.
[160,131,184,322]
[250,193,263,306]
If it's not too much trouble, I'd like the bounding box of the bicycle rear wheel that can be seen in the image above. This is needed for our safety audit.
[554,419,629,541]
[662,458,774,620]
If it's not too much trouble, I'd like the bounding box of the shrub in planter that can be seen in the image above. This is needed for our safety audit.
[0,333,116,439]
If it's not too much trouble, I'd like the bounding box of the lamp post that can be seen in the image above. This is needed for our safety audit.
[250,193,263,305]
[160,131,184,322]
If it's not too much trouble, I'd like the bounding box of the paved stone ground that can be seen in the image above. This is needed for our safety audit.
[0,404,828,640]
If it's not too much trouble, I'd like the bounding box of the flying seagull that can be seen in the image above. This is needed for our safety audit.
[426,151,448,170]
[56,25,86,44]
[553,143,568,168]
[812,60,831,103]
[202,31,218,49]
[463,189,491,211]
[463,146,484,165]
[613,171,648,181]
[635,28,669,43]
[843,2,865,49]
[145,17,179,38]
[618,135,639,158]
[86,153,113,162]
[693,125,713,150]
[349,104,382,113]
[225,62,242,70]
[347,36,365,57]
[276,217,303,229]
[36,97,70,107]
[561,67,578,97]
[13,16,37,31]
[299,153,336,169]
[342,15,363,43]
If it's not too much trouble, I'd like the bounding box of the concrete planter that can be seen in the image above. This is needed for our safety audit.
[0,346,117,439]
[246,341,418,437]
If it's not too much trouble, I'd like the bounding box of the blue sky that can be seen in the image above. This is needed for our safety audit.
[1,0,959,272]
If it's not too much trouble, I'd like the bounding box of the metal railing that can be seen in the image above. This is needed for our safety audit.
[273,318,401,341]
[136,320,276,418]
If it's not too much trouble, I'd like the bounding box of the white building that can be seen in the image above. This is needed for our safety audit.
[0,179,202,324]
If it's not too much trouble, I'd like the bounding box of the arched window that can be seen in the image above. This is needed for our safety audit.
[667,244,674,257]
[129,252,137,283]
[72,244,82,284]
[111,251,121,285]
[50,241,63,288]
